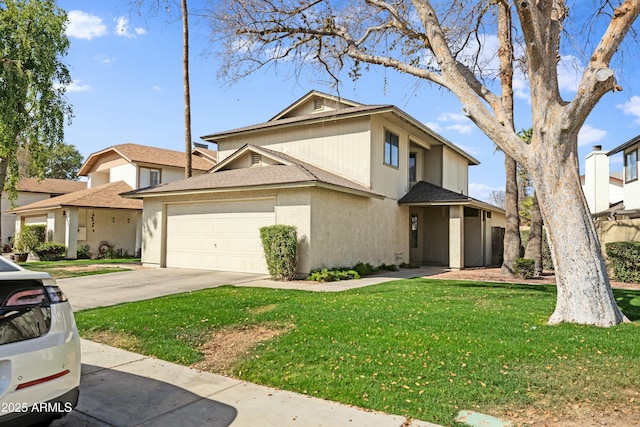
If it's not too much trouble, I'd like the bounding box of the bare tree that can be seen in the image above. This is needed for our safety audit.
[209,0,639,326]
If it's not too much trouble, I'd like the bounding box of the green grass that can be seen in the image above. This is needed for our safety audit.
[20,258,141,278]
[75,279,640,425]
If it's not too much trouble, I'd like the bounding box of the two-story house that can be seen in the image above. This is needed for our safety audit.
[126,91,505,275]
[582,138,640,255]
[10,143,217,258]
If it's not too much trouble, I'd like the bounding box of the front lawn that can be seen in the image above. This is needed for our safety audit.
[76,279,640,425]
[19,258,141,278]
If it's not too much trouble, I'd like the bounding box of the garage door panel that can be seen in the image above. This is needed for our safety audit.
[166,200,275,273]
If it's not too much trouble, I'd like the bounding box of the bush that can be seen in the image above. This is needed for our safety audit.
[13,224,46,253]
[77,245,92,259]
[513,258,535,279]
[307,268,360,282]
[605,242,640,283]
[34,242,67,261]
[260,225,298,281]
[353,262,374,276]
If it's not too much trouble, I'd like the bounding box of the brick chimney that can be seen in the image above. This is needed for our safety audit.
[584,145,610,213]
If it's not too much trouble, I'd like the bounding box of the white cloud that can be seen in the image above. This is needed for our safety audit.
[578,124,607,147]
[557,55,583,94]
[447,123,474,134]
[66,10,108,40]
[115,16,146,38]
[94,54,116,64]
[152,86,162,91]
[435,111,474,134]
[424,122,442,133]
[616,95,640,123]
[62,80,92,93]
[469,182,503,203]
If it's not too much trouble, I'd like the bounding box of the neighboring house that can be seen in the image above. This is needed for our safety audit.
[582,139,640,257]
[126,91,505,275]
[1,178,87,247]
[10,144,217,258]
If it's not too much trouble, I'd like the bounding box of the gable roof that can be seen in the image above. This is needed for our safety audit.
[399,181,503,212]
[201,91,479,166]
[78,143,216,176]
[124,145,383,199]
[16,178,87,195]
[9,181,142,214]
[269,90,363,121]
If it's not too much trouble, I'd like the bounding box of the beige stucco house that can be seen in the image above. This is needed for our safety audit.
[10,143,217,258]
[126,91,505,275]
[582,137,640,250]
[1,178,87,248]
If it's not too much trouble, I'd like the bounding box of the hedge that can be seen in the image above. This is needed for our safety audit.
[605,241,640,283]
[260,225,297,281]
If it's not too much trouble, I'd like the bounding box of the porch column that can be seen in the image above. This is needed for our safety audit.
[135,210,142,257]
[449,205,464,269]
[65,207,79,259]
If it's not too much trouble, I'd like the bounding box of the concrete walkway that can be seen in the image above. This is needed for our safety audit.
[53,267,446,427]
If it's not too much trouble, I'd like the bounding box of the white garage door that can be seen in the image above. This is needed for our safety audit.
[166,199,275,273]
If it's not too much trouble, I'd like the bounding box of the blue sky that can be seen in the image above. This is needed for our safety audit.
[57,1,640,202]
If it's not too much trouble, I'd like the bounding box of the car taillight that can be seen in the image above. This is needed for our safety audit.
[45,286,68,304]
[5,289,47,307]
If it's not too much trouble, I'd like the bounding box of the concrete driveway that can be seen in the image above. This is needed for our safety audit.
[52,267,443,427]
[59,268,269,311]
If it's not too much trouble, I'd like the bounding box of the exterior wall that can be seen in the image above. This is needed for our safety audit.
[309,189,408,270]
[109,163,137,188]
[417,206,450,266]
[423,146,443,187]
[442,146,469,195]
[464,209,482,267]
[369,115,409,199]
[217,116,373,187]
[140,187,405,275]
[75,208,139,255]
[88,171,109,188]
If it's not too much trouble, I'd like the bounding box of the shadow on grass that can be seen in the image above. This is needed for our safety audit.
[422,278,640,322]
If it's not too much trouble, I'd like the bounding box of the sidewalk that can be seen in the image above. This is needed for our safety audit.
[54,267,446,427]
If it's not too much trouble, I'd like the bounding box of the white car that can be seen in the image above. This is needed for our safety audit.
[0,257,80,426]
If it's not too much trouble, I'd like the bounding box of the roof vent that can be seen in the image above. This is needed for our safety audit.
[313,98,323,111]
[251,152,261,165]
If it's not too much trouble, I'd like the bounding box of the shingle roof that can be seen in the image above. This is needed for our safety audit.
[79,143,216,175]
[10,181,142,213]
[125,146,381,199]
[398,181,474,204]
[16,178,87,194]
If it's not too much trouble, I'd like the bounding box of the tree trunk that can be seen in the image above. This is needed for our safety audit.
[0,158,7,247]
[530,132,627,326]
[524,193,543,277]
[182,0,192,178]
[501,154,521,276]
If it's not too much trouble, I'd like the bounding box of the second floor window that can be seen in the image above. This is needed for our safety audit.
[150,170,160,186]
[384,130,399,167]
[626,149,638,183]
[409,152,417,182]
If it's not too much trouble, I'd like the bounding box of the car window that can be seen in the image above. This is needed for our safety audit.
[0,257,21,272]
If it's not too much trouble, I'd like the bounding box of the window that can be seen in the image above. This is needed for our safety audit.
[625,149,638,182]
[149,170,160,186]
[384,130,399,167]
[410,214,418,248]
[409,152,417,182]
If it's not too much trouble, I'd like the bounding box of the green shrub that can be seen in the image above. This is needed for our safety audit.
[307,268,360,282]
[260,225,298,281]
[34,242,67,261]
[353,262,374,276]
[377,263,398,272]
[605,242,640,283]
[77,245,92,259]
[513,258,535,279]
[13,224,46,253]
